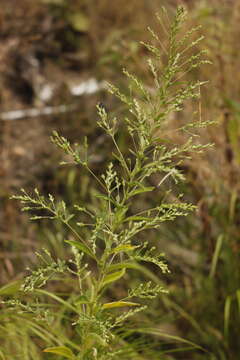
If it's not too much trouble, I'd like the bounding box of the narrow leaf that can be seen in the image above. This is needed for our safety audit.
[36,289,78,313]
[0,280,22,296]
[0,350,6,360]
[111,244,139,254]
[209,234,223,278]
[124,216,150,222]
[236,289,240,321]
[101,269,125,288]
[43,346,75,359]
[224,295,232,339]
[129,186,155,197]
[130,328,207,352]
[107,261,144,273]
[102,301,140,309]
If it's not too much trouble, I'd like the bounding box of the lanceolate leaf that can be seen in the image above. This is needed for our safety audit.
[43,346,75,359]
[101,269,126,288]
[0,350,6,360]
[107,261,143,272]
[102,301,140,309]
[128,328,207,352]
[128,186,155,197]
[124,216,150,222]
[111,244,139,254]
[236,289,240,320]
[0,281,22,296]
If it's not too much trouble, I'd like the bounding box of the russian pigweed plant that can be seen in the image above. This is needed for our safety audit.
[6,6,212,360]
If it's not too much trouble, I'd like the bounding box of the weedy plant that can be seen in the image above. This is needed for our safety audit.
[3,6,212,360]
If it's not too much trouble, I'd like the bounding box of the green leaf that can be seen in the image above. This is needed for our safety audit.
[0,350,6,360]
[107,261,140,272]
[102,301,140,309]
[43,346,75,359]
[124,216,150,222]
[224,295,232,339]
[128,186,155,197]
[111,244,139,254]
[66,214,75,222]
[36,289,78,313]
[227,116,240,163]
[101,269,125,288]
[236,289,240,320]
[0,280,22,295]
[65,240,96,261]
[114,206,128,224]
[129,328,207,352]
[209,234,223,278]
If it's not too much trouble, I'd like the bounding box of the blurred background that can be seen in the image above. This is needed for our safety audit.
[1,0,240,359]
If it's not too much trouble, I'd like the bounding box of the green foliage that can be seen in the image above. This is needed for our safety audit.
[43,346,76,359]
[2,6,211,360]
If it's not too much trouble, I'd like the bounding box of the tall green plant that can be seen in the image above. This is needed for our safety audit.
[4,6,211,360]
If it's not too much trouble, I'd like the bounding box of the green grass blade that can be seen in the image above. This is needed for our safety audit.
[35,289,78,313]
[236,289,240,320]
[224,295,232,340]
[0,350,6,360]
[209,234,223,279]
[128,327,209,353]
